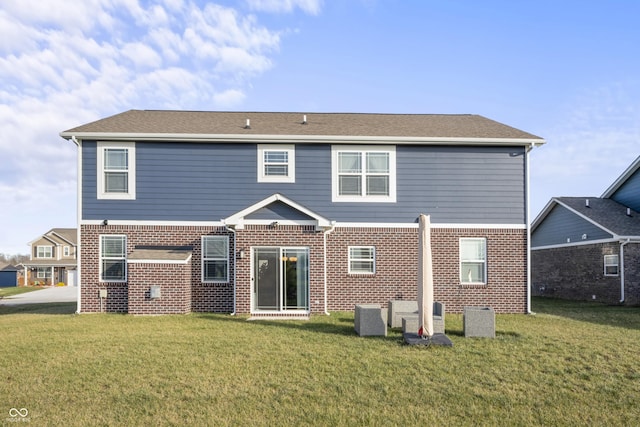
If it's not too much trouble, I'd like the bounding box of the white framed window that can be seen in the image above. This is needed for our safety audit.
[257,145,295,183]
[460,238,487,284]
[36,246,53,258]
[63,246,70,257]
[202,236,229,283]
[97,142,136,200]
[348,246,375,274]
[604,254,619,276]
[100,235,127,282]
[37,268,52,279]
[332,146,396,202]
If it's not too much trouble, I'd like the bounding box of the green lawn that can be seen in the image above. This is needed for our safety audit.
[1,298,639,426]
[0,286,44,298]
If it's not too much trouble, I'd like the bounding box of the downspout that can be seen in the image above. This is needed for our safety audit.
[525,142,537,314]
[619,239,630,304]
[225,224,237,315]
[322,221,337,315]
[71,136,82,314]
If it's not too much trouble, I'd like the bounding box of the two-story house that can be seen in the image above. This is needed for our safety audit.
[21,228,78,286]
[61,110,544,316]
[532,156,640,304]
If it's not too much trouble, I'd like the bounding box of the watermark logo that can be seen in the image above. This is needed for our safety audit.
[7,408,29,423]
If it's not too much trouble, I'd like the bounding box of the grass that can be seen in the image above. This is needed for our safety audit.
[0,286,45,298]
[1,298,639,426]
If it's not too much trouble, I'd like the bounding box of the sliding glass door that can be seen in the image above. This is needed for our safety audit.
[253,247,309,312]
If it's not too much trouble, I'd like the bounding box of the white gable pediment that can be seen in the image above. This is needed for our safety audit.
[223,194,332,230]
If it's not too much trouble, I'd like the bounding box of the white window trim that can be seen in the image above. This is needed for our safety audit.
[257,144,295,183]
[37,267,52,279]
[460,238,487,285]
[63,246,70,257]
[604,254,619,276]
[37,245,53,259]
[331,145,396,203]
[99,235,127,283]
[97,141,136,200]
[348,246,376,275]
[201,236,230,283]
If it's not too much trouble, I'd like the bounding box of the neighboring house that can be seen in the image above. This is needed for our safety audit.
[0,264,19,287]
[21,228,78,286]
[60,110,544,316]
[532,156,640,305]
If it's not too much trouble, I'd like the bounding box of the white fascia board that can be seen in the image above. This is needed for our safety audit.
[80,219,226,227]
[531,238,619,250]
[224,193,332,228]
[49,231,76,246]
[531,198,559,231]
[29,234,58,246]
[335,222,526,229]
[552,199,617,236]
[601,155,640,198]
[61,132,545,146]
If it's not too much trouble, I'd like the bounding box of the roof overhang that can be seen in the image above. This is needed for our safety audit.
[60,132,545,147]
[601,155,640,198]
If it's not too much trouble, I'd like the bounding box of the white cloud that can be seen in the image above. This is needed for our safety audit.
[0,0,287,254]
[121,42,163,69]
[246,0,323,15]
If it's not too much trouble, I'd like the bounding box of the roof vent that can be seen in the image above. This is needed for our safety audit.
[627,207,632,217]
[302,114,307,125]
[585,199,590,207]
[244,119,251,129]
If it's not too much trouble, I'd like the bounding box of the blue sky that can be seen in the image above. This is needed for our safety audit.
[1,0,639,255]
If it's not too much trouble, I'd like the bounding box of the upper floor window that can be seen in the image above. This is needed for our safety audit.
[37,246,52,258]
[332,146,396,202]
[202,236,229,283]
[63,246,70,257]
[604,254,619,276]
[460,238,487,285]
[97,142,136,200]
[257,145,295,183]
[100,235,127,282]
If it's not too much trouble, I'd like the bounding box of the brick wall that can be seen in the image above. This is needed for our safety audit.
[81,224,529,315]
[327,227,528,314]
[532,242,640,305]
[80,225,233,314]
[128,261,191,315]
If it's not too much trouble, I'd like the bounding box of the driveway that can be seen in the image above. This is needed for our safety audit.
[0,286,78,305]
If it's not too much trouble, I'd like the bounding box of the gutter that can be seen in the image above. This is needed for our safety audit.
[60,131,546,147]
[72,136,82,314]
[525,141,543,314]
[225,224,237,316]
[322,221,337,315]
[619,238,631,304]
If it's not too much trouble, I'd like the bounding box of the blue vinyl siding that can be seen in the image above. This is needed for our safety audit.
[531,205,612,247]
[83,142,527,224]
[610,168,640,212]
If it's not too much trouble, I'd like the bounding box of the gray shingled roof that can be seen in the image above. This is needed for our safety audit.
[556,197,640,236]
[50,228,77,245]
[61,110,544,141]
